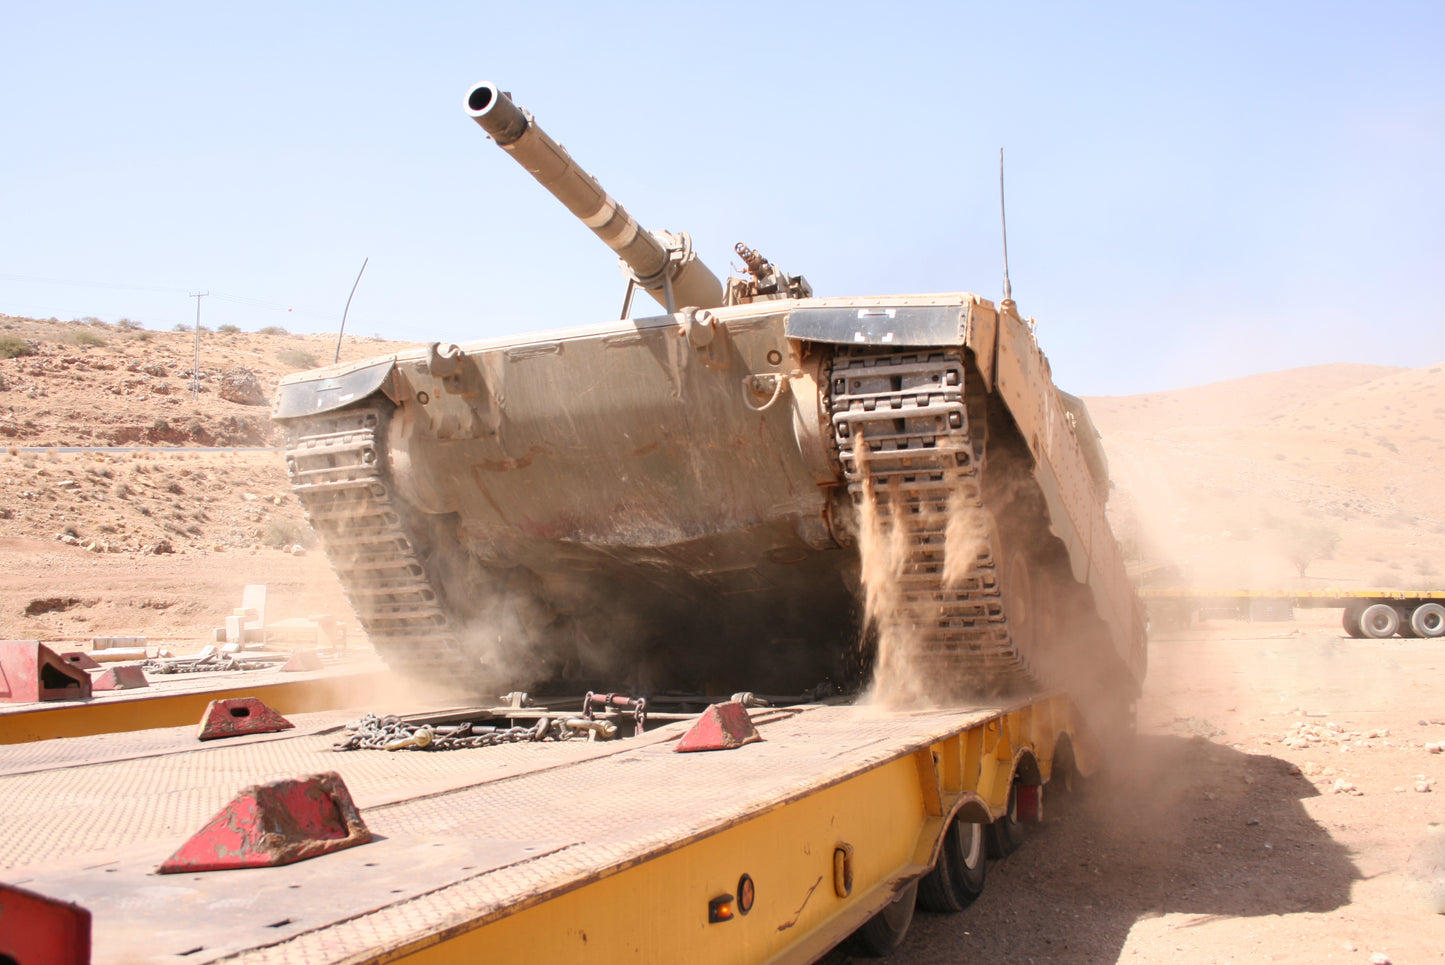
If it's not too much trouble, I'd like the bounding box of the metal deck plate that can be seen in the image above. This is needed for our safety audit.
[1,700,1024,963]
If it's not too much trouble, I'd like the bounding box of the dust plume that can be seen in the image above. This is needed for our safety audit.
[854,436,995,710]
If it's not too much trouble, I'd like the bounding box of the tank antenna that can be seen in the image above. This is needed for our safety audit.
[999,148,1013,307]
[334,256,369,364]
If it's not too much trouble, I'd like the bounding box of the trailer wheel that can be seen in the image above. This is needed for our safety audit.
[1359,603,1400,639]
[987,782,1025,858]
[1342,605,1366,638]
[918,818,987,913]
[1411,603,1445,639]
[849,879,919,957]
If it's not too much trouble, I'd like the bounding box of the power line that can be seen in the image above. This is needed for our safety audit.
[0,272,334,322]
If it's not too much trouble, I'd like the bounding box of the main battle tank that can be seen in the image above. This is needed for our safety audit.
[273,82,1147,717]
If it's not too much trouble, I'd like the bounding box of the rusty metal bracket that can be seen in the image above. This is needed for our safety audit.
[0,881,91,964]
[157,771,372,873]
[197,697,295,741]
[674,700,763,752]
[92,664,149,691]
[0,640,93,703]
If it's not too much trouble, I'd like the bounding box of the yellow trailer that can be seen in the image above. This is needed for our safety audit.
[1138,587,1445,639]
[0,692,1092,963]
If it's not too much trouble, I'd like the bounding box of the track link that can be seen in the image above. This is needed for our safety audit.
[283,405,475,680]
[829,347,1034,691]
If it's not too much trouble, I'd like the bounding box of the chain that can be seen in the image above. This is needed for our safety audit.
[333,713,597,751]
[143,656,283,675]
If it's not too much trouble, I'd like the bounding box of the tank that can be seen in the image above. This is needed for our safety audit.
[273,82,1147,721]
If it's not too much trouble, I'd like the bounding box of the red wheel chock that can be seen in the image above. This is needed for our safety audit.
[0,640,93,703]
[196,696,294,740]
[157,771,372,873]
[281,650,324,672]
[674,700,763,752]
[59,650,103,671]
[0,881,91,965]
[92,664,149,691]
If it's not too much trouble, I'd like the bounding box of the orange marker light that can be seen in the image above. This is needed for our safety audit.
[708,894,735,923]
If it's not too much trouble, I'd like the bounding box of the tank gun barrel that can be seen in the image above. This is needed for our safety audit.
[465,82,723,312]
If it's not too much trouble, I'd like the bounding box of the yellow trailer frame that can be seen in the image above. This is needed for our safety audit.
[2,694,1093,964]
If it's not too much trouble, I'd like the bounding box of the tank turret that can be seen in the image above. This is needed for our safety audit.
[465,81,723,313]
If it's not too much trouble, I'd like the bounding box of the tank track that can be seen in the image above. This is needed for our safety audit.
[828,346,1034,692]
[282,405,475,680]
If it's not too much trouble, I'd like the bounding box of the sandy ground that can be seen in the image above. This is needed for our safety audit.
[0,537,359,649]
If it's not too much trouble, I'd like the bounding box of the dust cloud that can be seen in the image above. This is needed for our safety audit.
[853,435,995,710]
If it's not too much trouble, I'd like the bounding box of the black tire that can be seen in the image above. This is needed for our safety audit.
[1411,603,1445,639]
[1342,604,1365,638]
[987,782,1025,859]
[1359,603,1400,639]
[849,880,919,957]
[918,818,988,913]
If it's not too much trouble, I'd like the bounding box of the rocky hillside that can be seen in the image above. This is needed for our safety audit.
[0,315,417,556]
[0,314,415,447]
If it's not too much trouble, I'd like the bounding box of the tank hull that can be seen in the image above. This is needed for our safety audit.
[275,293,1146,709]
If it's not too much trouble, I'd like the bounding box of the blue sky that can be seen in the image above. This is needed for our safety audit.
[2,1,1440,395]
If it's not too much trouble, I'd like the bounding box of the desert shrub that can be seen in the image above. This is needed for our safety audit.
[1272,521,1341,578]
[116,318,143,330]
[262,520,312,548]
[0,335,35,358]
[217,324,241,334]
[173,323,190,332]
[258,325,289,336]
[71,331,107,348]
[277,348,319,369]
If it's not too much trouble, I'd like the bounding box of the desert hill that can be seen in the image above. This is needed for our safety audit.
[0,314,421,644]
[1085,362,1445,591]
[0,313,417,558]
[1,313,416,447]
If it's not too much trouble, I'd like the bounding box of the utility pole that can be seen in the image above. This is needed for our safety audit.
[190,291,209,401]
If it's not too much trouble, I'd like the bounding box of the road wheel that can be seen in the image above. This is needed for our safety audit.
[1342,605,1365,638]
[987,782,1025,858]
[1411,603,1445,639]
[849,880,919,957]
[1359,603,1400,639]
[918,818,987,912]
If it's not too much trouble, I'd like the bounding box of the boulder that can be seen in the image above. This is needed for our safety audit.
[218,367,266,406]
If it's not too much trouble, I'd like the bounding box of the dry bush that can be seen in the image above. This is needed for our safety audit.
[277,348,319,369]
[0,335,34,358]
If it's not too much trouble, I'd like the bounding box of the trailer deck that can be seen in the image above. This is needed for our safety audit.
[1,690,1085,964]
